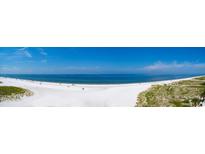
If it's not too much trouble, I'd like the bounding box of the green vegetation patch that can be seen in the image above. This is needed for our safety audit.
[195,76,205,80]
[137,77,205,107]
[0,86,33,102]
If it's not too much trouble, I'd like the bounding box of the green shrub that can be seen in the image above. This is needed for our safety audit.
[0,86,32,102]
[195,77,205,80]
[137,76,205,107]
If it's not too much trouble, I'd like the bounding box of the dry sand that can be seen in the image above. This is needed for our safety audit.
[0,76,196,107]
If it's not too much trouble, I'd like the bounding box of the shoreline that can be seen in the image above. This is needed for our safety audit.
[0,75,202,86]
[0,75,203,107]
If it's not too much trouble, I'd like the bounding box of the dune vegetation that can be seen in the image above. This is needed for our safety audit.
[137,77,205,107]
[0,86,33,102]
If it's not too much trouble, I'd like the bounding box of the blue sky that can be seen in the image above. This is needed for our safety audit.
[0,47,205,75]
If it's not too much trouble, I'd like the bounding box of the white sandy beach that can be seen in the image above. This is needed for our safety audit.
[0,76,196,107]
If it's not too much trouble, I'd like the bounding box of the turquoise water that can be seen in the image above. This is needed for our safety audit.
[0,74,198,84]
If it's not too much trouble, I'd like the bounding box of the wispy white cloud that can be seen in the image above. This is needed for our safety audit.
[39,48,47,56]
[15,48,32,58]
[142,61,205,74]
[40,51,47,56]
[0,48,32,61]
[144,61,205,70]
[39,48,48,63]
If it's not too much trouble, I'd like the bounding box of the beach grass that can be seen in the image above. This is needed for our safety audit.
[195,76,205,80]
[0,86,33,102]
[137,77,205,107]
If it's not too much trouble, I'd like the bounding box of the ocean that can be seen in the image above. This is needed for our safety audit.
[0,74,198,84]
